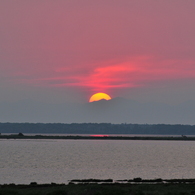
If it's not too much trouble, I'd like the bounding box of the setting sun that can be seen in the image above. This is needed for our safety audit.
[89,93,111,102]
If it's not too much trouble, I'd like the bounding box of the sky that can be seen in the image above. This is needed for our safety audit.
[1,0,195,124]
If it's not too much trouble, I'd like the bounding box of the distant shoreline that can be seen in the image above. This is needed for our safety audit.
[1,123,195,135]
[1,134,195,141]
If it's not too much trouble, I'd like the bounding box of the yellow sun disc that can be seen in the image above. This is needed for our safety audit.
[89,93,111,102]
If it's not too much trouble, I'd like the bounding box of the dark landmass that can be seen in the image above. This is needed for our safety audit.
[1,178,195,195]
[1,123,195,135]
[0,134,195,141]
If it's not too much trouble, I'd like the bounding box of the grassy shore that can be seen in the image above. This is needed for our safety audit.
[1,134,195,141]
[1,181,195,195]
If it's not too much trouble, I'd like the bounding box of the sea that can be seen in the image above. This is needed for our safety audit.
[0,136,195,184]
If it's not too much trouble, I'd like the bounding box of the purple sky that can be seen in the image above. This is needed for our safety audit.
[1,1,195,123]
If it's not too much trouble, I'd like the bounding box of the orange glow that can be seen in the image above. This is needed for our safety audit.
[89,92,111,102]
[90,135,109,137]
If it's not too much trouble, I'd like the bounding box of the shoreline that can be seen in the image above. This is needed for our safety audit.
[1,178,195,185]
[1,134,195,141]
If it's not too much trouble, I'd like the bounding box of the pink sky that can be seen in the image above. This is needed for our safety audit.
[1,0,195,104]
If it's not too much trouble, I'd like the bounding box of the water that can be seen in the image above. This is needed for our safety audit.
[0,139,194,184]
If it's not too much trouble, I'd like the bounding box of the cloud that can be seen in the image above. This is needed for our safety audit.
[21,56,195,94]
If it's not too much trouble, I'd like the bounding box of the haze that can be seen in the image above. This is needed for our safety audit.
[1,1,195,124]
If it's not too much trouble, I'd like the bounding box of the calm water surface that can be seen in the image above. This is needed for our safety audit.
[0,139,194,184]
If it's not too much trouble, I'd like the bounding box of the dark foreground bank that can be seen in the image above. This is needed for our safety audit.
[1,179,195,195]
[1,183,195,195]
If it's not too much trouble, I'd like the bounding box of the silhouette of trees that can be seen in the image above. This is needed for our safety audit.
[0,123,195,135]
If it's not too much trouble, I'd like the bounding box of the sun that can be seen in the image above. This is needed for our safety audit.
[89,93,112,102]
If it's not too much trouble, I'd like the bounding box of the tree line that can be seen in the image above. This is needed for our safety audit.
[0,123,195,135]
